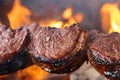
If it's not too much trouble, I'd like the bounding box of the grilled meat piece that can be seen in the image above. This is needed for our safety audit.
[88,32,120,80]
[0,25,32,75]
[28,23,88,73]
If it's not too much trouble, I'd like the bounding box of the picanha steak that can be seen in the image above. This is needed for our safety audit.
[28,23,88,73]
[88,32,120,80]
[0,25,32,75]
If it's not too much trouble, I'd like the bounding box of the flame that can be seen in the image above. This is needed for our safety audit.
[63,7,72,19]
[8,0,31,29]
[101,3,120,33]
[40,20,63,28]
[51,21,63,28]
[16,65,49,80]
[7,0,83,29]
[62,7,83,27]
[39,7,84,28]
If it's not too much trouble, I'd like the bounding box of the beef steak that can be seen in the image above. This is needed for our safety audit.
[0,25,32,75]
[28,23,88,73]
[88,32,120,80]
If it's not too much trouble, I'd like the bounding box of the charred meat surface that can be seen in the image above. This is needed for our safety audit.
[0,50,33,75]
[28,23,88,73]
[0,25,32,75]
[88,32,120,80]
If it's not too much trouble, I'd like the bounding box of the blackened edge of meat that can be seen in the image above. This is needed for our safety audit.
[0,50,33,75]
[32,49,87,74]
[88,49,120,80]
[88,49,108,65]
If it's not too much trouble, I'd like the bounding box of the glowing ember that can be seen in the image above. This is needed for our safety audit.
[8,0,31,29]
[101,3,120,33]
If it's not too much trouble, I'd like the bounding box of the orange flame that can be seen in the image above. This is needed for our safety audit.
[39,7,84,28]
[17,65,49,80]
[63,7,72,19]
[62,7,83,27]
[8,0,31,29]
[101,3,120,33]
[7,0,84,29]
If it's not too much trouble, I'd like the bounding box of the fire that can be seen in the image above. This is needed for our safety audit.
[40,20,63,28]
[62,7,76,27]
[39,7,84,28]
[8,0,31,29]
[63,7,72,19]
[16,65,49,80]
[101,3,120,33]
[7,0,83,29]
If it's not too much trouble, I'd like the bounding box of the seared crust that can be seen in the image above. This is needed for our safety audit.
[34,50,87,73]
[88,50,120,80]
[88,32,120,80]
[0,25,33,75]
[28,23,88,73]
